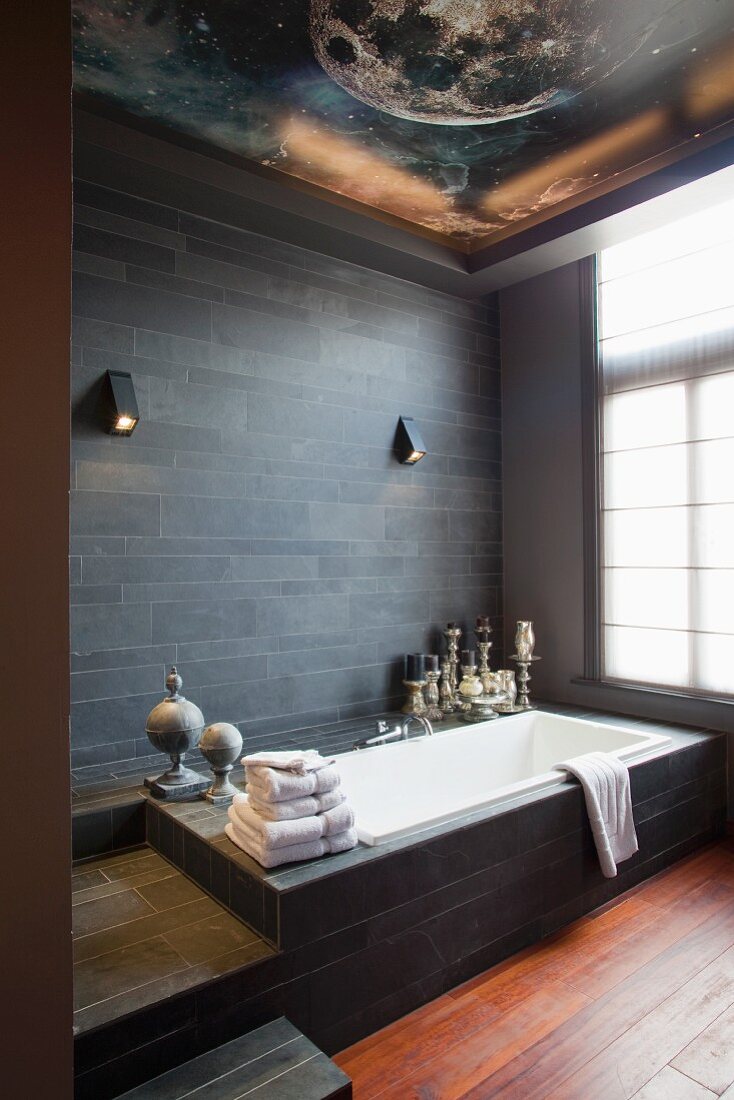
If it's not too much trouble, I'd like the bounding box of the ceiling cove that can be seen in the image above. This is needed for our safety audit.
[73,1,734,255]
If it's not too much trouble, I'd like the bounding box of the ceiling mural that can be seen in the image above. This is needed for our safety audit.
[73,1,734,247]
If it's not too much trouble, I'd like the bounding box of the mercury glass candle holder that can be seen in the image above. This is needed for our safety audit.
[423,670,444,722]
[443,623,462,709]
[439,657,456,714]
[401,679,427,716]
[514,620,536,661]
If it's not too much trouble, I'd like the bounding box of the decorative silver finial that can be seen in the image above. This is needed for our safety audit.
[199,723,244,804]
[165,666,183,698]
[144,666,208,801]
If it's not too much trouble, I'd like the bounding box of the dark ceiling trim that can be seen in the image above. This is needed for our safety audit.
[468,122,734,268]
[73,93,466,253]
[73,104,734,298]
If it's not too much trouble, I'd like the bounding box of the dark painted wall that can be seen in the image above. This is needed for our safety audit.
[3,7,73,1096]
[501,261,734,814]
[71,148,502,771]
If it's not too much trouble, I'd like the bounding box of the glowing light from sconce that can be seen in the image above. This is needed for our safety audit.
[686,41,734,121]
[482,108,669,223]
[104,370,140,436]
[276,115,449,222]
[395,416,427,465]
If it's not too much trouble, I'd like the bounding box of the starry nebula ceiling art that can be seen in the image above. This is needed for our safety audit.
[73,1,734,246]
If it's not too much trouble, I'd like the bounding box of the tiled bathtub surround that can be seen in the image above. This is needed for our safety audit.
[72,710,726,1097]
[70,159,501,772]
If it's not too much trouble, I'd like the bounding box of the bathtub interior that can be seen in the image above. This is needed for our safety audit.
[335,710,672,846]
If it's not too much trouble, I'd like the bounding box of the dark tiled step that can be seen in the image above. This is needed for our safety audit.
[115,1017,351,1099]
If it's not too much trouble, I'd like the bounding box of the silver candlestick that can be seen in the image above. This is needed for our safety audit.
[401,679,427,716]
[439,657,456,714]
[423,665,444,722]
[491,670,522,714]
[509,654,541,710]
[515,620,536,661]
[443,623,462,709]
[476,638,493,693]
[475,618,493,689]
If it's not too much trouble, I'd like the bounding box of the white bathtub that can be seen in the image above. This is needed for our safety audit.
[335,711,672,845]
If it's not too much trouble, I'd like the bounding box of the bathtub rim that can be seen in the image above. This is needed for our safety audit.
[336,709,673,846]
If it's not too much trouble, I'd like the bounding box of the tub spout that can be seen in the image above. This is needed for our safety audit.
[352,715,433,751]
[401,714,434,740]
[352,719,404,751]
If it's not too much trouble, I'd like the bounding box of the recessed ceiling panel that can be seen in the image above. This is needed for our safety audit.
[73,1,734,246]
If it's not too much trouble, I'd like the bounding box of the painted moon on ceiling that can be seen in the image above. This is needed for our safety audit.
[310,0,637,125]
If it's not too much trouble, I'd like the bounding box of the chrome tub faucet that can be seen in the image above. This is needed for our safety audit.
[352,714,434,751]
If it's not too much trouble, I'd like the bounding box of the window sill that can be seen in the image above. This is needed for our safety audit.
[571,676,734,709]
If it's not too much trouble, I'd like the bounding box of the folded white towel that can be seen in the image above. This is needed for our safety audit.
[243,788,345,822]
[225,818,358,869]
[246,763,341,803]
[241,749,335,775]
[228,800,355,850]
[555,752,638,878]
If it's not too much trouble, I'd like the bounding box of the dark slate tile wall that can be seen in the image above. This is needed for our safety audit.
[70,172,501,771]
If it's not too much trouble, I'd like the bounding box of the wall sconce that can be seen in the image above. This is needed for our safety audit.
[104,370,140,436]
[395,416,427,465]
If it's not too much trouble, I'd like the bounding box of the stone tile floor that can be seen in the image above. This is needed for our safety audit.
[72,845,274,1034]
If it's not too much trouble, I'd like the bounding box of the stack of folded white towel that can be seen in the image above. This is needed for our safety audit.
[225,749,358,869]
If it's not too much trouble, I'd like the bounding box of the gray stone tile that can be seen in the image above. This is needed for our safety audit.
[74,179,179,230]
[71,643,175,674]
[151,599,256,643]
[73,888,156,938]
[81,555,230,585]
[256,594,350,638]
[177,654,268,689]
[123,580,278,604]
[162,911,258,965]
[385,506,449,542]
[74,202,185,248]
[161,496,311,540]
[73,934,189,1011]
[176,251,269,296]
[134,328,254,373]
[125,265,224,303]
[135,873,208,912]
[212,301,319,362]
[230,556,318,581]
[180,211,308,267]
[349,590,429,628]
[74,896,219,966]
[73,272,211,340]
[71,664,164,704]
[71,603,152,653]
[72,250,126,281]
[309,502,384,541]
[72,315,135,353]
[71,693,165,750]
[71,490,160,537]
[148,377,247,432]
[267,642,377,678]
[73,224,175,272]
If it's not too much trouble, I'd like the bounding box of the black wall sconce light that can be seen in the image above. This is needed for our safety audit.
[104,370,140,436]
[395,416,427,465]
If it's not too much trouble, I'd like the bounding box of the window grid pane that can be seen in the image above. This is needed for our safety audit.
[598,207,734,698]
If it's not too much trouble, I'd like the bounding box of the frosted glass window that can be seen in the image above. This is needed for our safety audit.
[598,197,734,697]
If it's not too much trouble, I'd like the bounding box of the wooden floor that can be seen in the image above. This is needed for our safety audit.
[335,839,734,1099]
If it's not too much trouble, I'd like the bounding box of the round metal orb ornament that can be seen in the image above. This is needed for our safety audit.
[199,722,243,804]
[144,667,209,800]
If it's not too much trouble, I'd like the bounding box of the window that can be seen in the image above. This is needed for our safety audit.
[597,193,734,697]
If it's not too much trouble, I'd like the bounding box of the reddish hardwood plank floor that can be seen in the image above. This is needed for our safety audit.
[335,839,734,1099]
